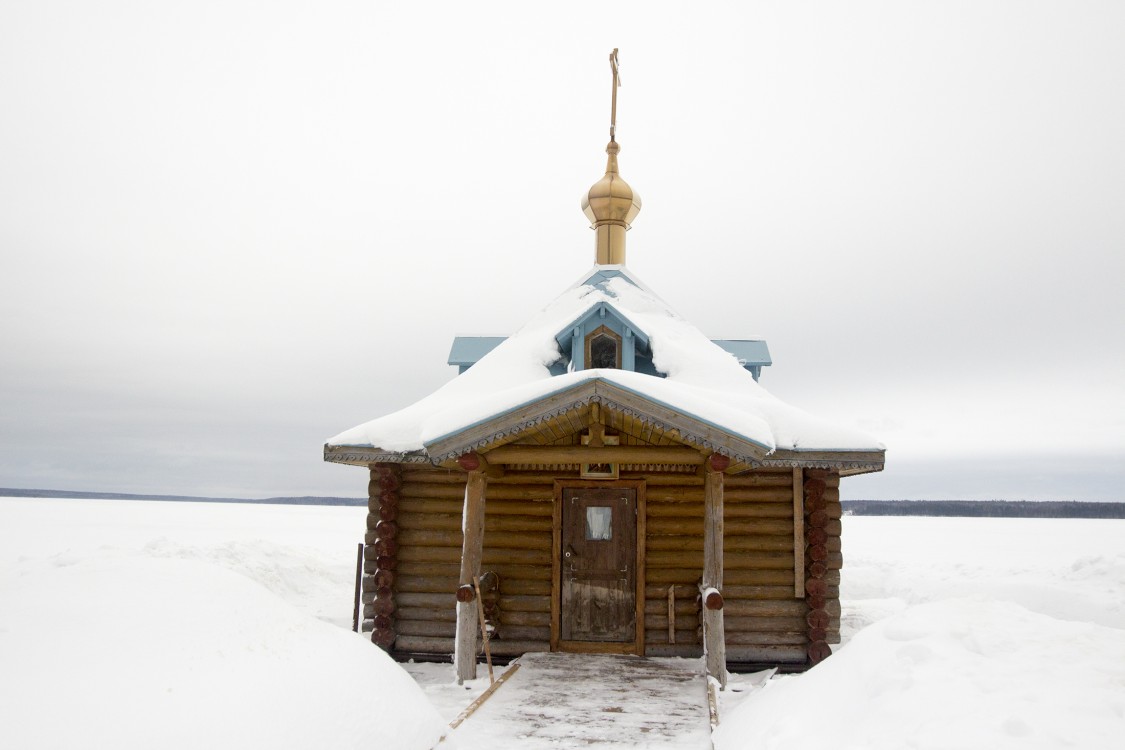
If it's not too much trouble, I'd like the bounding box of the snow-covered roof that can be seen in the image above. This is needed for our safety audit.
[326,266,884,470]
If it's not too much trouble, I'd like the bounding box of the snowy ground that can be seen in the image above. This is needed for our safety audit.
[1,498,1122,749]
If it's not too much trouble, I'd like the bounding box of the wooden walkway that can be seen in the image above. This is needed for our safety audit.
[445,652,712,749]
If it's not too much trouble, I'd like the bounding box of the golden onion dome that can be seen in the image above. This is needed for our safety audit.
[581,140,642,229]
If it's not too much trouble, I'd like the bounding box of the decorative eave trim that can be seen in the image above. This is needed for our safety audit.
[421,378,774,467]
[758,449,886,476]
[323,444,431,467]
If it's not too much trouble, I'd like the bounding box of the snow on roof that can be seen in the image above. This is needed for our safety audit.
[327,266,883,457]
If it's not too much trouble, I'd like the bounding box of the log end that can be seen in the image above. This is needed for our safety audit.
[707,453,731,473]
[457,452,482,472]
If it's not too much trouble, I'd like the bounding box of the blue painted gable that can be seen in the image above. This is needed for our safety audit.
[553,301,651,373]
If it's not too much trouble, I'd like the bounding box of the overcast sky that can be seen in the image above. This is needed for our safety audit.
[2,1,1122,501]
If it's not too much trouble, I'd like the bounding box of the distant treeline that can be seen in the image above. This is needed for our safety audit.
[843,500,1125,519]
[0,488,366,506]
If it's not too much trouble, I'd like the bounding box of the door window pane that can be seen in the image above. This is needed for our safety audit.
[586,506,612,540]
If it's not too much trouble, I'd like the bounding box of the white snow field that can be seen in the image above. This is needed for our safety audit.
[1,498,1123,749]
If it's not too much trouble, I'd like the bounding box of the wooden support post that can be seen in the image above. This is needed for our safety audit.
[454,457,488,684]
[793,467,805,598]
[702,453,728,688]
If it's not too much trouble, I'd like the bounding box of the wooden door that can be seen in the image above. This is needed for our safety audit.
[560,486,637,643]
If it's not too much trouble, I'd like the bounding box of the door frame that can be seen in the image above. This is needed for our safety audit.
[551,478,646,655]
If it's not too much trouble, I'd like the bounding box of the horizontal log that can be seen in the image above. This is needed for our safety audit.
[397,606,456,623]
[397,497,554,516]
[488,639,551,657]
[619,474,703,487]
[825,551,843,570]
[386,526,552,552]
[396,546,460,564]
[710,585,798,601]
[723,615,807,632]
[644,568,706,585]
[497,578,552,596]
[645,550,705,569]
[644,600,700,617]
[646,535,791,553]
[497,595,551,613]
[400,593,456,611]
[393,635,454,653]
[645,537,704,552]
[498,610,551,627]
[643,644,704,658]
[726,646,808,664]
[486,445,706,465]
[396,620,456,638]
[724,600,810,618]
[648,500,793,519]
[645,486,795,503]
[644,584,700,600]
[395,575,459,595]
[725,473,794,487]
[646,517,794,536]
[487,515,554,533]
[404,483,557,501]
[643,626,702,645]
[485,564,551,582]
[397,546,552,566]
[394,512,460,532]
[724,631,809,646]
[492,625,551,642]
[726,534,801,552]
[726,551,795,570]
[395,562,461,579]
[719,569,798,586]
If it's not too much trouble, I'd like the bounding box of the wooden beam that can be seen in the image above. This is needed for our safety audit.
[454,470,488,683]
[702,453,728,688]
[793,468,805,598]
[485,445,705,466]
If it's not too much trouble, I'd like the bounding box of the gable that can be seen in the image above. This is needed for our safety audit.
[421,376,773,469]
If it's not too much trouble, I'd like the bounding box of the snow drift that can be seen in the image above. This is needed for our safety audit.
[0,547,444,750]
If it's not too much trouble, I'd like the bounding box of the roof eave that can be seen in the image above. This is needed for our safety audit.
[323,444,432,467]
[757,448,886,476]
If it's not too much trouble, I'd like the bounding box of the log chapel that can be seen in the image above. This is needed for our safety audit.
[325,51,884,684]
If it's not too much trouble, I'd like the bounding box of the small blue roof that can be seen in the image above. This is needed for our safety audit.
[711,339,772,367]
[447,336,506,368]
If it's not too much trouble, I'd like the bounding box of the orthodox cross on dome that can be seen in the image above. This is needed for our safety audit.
[583,48,641,266]
[609,48,621,142]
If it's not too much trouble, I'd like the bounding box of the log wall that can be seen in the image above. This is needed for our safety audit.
[381,462,841,670]
[391,467,556,659]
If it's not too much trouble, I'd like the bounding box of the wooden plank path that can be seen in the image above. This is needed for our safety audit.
[445,652,712,749]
